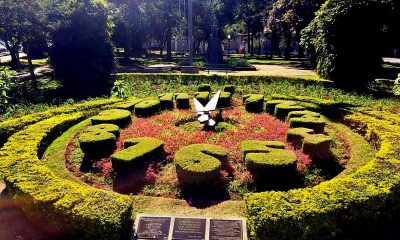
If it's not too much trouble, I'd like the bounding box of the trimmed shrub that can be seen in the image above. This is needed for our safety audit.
[134,100,161,117]
[215,122,236,132]
[194,92,210,106]
[114,97,143,111]
[265,100,285,115]
[91,109,132,128]
[244,94,264,113]
[242,140,285,158]
[111,137,164,173]
[288,111,326,134]
[216,91,232,108]
[287,110,321,119]
[274,101,305,120]
[79,131,117,157]
[158,93,174,110]
[175,144,228,186]
[302,134,332,159]
[85,123,120,137]
[246,150,297,174]
[224,85,236,94]
[0,113,133,240]
[286,128,315,149]
[175,93,190,109]
[198,84,212,93]
[0,98,122,148]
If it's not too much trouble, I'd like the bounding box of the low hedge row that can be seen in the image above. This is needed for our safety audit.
[135,99,161,117]
[0,113,133,240]
[115,73,333,87]
[242,140,297,177]
[0,98,123,148]
[92,109,132,127]
[288,110,326,134]
[111,137,164,173]
[245,109,400,239]
[175,144,228,186]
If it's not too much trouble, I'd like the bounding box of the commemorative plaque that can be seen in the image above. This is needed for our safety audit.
[172,217,206,240]
[209,219,243,240]
[136,216,171,239]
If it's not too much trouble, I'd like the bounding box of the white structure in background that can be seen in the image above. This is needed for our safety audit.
[193,90,221,127]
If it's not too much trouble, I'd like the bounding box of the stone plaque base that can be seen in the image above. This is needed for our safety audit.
[134,214,247,240]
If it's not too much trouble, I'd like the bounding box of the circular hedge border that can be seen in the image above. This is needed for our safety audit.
[0,96,399,240]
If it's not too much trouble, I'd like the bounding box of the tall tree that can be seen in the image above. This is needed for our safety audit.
[50,0,115,97]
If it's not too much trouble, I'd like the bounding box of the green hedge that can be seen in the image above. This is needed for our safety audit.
[243,94,264,113]
[159,93,174,110]
[115,73,332,87]
[79,131,116,157]
[91,109,132,128]
[194,92,210,105]
[223,85,236,94]
[198,84,212,93]
[134,99,161,117]
[274,101,305,120]
[85,123,120,138]
[288,111,326,134]
[0,113,133,240]
[111,137,164,173]
[175,144,228,186]
[0,98,123,148]
[175,93,190,109]
[114,97,143,111]
[216,92,232,108]
[245,108,400,239]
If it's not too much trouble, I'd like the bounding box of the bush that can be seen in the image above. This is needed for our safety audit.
[158,93,174,110]
[175,93,190,109]
[194,92,210,106]
[286,127,315,149]
[111,137,164,173]
[216,91,232,108]
[134,99,161,117]
[91,109,132,127]
[0,98,122,148]
[114,97,143,111]
[175,144,228,186]
[0,113,133,240]
[274,101,305,120]
[288,111,326,134]
[302,0,400,87]
[265,100,285,115]
[85,123,120,138]
[50,0,115,97]
[224,85,236,95]
[246,150,297,175]
[198,84,212,93]
[302,134,332,159]
[79,131,116,157]
[244,94,264,113]
[242,140,285,158]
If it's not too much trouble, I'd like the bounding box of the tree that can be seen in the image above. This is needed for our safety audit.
[302,0,400,87]
[268,0,324,59]
[0,0,48,85]
[50,0,115,97]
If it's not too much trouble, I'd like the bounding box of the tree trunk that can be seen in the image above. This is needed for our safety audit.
[250,33,254,56]
[166,28,172,61]
[5,41,21,69]
[159,39,164,58]
[124,40,131,62]
[247,26,251,56]
[258,37,262,58]
[26,44,37,89]
[284,33,292,60]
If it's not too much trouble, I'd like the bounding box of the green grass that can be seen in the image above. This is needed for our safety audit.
[41,119,91,182]
[20,57,49,66]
